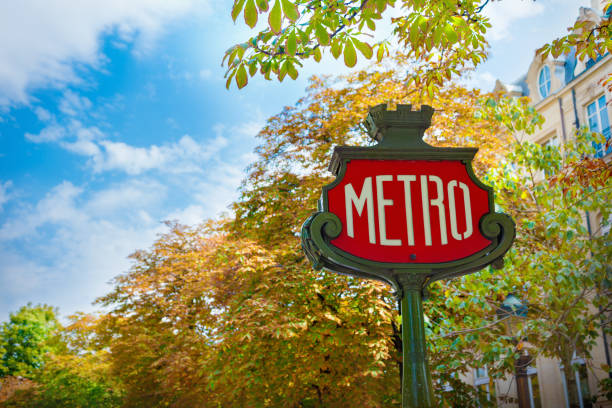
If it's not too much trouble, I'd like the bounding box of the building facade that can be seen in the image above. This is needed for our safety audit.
[467,1,611,407]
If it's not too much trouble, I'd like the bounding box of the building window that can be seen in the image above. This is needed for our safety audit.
[560,356,593,408]
[538,66,551,98]
[586,95,611,158]
[542,135,559,148]
[600,213,611,236]
[526,366,542,408]
[474,366,496,403]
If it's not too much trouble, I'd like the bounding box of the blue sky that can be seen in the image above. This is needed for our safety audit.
[0,0,590,321]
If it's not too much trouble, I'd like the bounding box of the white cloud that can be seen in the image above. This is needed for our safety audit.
[0,178,165,319]
[165,204,208,225]
[34,107,52,122]
[85,179,166,214]
[461,70,497,91]
[0,145,255,319]
[94,134,228,174]
[62,138,102,157]
[97,140,173,174]
[59,90,92,116]
[0,180,13,211]
[483,0,545,42]
[25,124,66,143]
[0,252,47,297]
[0,0,208,106]
[0,181,84,241]
[25,118,229,175]
[4,113,261,318]
[199,69,212,80]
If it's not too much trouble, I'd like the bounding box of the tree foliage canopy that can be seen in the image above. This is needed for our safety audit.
[1,312,123,408]
[224,0,612,92]
[0,304,58,378]
[224,0,491,91]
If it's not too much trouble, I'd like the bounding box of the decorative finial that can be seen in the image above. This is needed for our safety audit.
[363,104,435,148]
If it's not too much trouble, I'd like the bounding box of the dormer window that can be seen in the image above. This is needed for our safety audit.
[538,66,551,98]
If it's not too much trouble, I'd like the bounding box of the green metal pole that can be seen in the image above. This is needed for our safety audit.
[401,286,434,408]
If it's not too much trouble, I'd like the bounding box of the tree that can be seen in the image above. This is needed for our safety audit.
[94,220,400,407]
[224,0,612,96]
[486,113,612,406]
[1,313,123,408]
[0,304,58,378]
[95,222,219,407]
[223,0,491,91]
[1,363,122,408]
[425,97,612,407]
[538,0,611,62]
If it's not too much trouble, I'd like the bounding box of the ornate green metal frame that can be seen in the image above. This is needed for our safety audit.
[301,104,516,296]
[301,104,516,408]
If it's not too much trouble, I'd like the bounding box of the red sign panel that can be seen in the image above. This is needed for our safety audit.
[326,159,492,263]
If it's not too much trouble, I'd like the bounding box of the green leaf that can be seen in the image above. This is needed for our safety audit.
[249,61,258,76]
[450,15,466,30]
[256,0,269,12]
[433,25,443,45]
[231,0,246,22]
[343,39,357,67]
[418,15,429,31]
[315,24,330,46]
[278,61,288,81]
[298,29,308,44]
[352,38,373,59]
[313,47,322,62]
[268,0,282,33]
[286,32,297,55]
[287,62,298,80]
[409,19,420,43]
[444,24,458,44]
[331,40,342,59]
[244,0,258,28]
[374,0,386,13]
[236,64,248,89]
[376,43,385,62]
[225,71,236,89]
[281,0,299,22]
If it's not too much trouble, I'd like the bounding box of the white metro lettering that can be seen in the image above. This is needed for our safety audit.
[343,175,474,246]
[345,176,376,244]
[447,180,473,240]
[397,175,416,246]
[421,175,447,246]
[376,175,401,246]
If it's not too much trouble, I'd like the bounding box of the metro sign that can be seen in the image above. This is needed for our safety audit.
[302,104,515,292]
[302,104,515,407]
[327,159,491,263]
